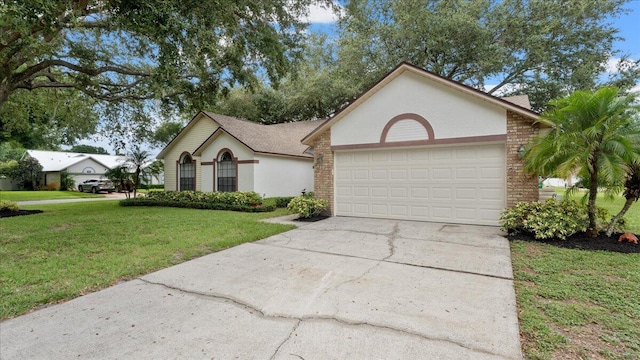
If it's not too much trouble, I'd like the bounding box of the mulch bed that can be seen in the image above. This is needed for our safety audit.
[0,209,43,218]
[294,215,330,222]
[507,232,640,254]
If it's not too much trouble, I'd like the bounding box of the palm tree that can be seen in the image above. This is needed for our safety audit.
[524,87,640,237]
[606,163,640,236]
[105,165,132,198]
[126,147,152,199]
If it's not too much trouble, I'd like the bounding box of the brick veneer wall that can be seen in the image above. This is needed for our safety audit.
[311,129,334,215]
[506,110,539,207]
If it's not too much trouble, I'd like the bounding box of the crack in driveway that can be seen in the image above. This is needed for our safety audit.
[270,319,301,360]
[138,278,514,359]
[383,222,400,260]
[255,242,513,281]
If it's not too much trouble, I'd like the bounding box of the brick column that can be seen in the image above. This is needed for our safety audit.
[506,111,540,207]
[311,129,334,215]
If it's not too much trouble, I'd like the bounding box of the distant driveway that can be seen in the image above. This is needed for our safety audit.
[1,217,522,359]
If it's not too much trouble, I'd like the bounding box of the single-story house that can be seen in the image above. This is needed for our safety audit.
[156,112,317,197]
[22,150,163,190]
[302,62,541,226]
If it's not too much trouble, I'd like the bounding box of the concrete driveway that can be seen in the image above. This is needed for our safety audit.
[0,217,522,359]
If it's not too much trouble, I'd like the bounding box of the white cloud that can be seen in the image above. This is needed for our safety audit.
[603,56,638,74]
[303,3,342,23]
[605,57,620,73]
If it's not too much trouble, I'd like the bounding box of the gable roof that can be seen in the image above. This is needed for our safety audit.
[25,150,126,172]
[501,95,532,110]
[302,62,540,145]
[158,111,319,159]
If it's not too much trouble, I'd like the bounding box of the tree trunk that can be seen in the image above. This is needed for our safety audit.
[606,197,634,237]
[587,166,599,237]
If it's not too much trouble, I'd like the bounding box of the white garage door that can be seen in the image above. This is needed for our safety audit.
[335,144,506,226]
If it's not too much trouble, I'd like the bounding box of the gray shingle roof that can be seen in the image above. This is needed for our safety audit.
[201,112,321,158]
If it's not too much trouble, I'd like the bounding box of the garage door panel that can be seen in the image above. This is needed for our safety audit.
[335,144,506,226]
[371,169,387,179]
[480,167,502,179]
[353,187,369,197]
[337,186,352,196]
[337,170,352,180]
[455,167,477,180]
[455,187,477,200]
[431,187,452,200]
[432,168,452,180]
[410,187,429,198]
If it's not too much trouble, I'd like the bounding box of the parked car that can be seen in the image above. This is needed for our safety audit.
[78,179,116,193]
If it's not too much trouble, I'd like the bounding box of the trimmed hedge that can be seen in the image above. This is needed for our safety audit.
[141,184,165,189]
[120,198,276,212]
[145,190,263,206]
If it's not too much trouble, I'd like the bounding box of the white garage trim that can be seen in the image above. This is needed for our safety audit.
[334,143,506,226]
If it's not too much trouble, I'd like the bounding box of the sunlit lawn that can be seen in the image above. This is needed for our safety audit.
[0,190,103,202]
[512,188,640,359]
[0,201,292,319]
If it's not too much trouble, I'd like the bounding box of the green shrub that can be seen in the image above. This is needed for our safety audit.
[145,191,263,206]
[273,197,294,208]
[59,171,75,191]
[287,195,328,218]
[141,184,164,190]
[500,199,617,240]
[0,200,19,212]
[119,198,275,212]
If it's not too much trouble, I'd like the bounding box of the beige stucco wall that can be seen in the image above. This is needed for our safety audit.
[331,71,507,146]
[254,155,313,197]
[163,115,219,191]
[200,132,255,192]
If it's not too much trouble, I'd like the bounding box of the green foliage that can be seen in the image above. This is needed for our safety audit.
[500,199,618,240]
[58,171,75,191]
[150,121,184,147]
[500,199,625,240]
[287,195,328,218]
[336,0,637,112]
[0,142,25,162]
[0,200,19,212]
[273,197,295,208]
[0,88,98,148]
[145,191,263,207]
[9,156,43,190]
[119,198,275,213]
[0,0,324,112]
[0,159,18,177]
[69,145,109,155]
[524,87,640,236]
[141,184,165,190]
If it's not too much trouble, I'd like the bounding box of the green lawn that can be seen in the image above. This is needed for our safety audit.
[0,201,292,319]
[512,190,640,359]
[0,190,104,202]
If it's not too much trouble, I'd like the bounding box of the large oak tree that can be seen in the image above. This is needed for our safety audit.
[0,0,329,148]
[336,0,639,111]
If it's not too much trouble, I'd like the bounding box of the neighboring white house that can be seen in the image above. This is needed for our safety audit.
[157,112,317,197]
[22,150,163,190]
